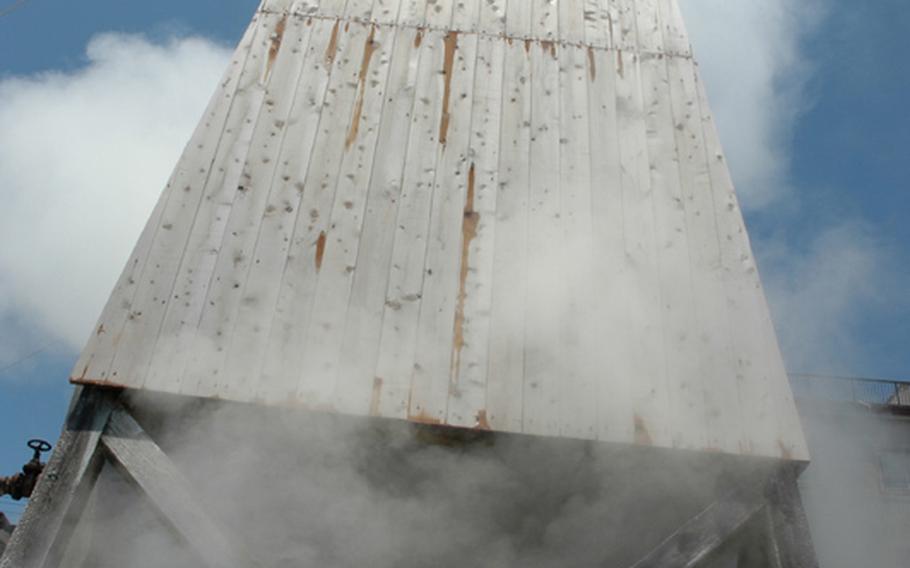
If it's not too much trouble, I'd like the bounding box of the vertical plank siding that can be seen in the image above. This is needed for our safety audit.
[72,0,808,461]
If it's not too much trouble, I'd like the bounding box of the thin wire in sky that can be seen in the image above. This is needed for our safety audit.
[0,348,46,376]
[0,0,31,18]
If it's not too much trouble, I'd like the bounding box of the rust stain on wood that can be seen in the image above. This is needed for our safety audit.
[325,19,341,67]
[587,47,596,80]
[438,31,459,147]
[70,376,128,390]
[451,164,479,380]
[523,39,532,54]
[370,377,383,416]
[475,409,492,431]
[541,40,557,59]
[634,414,653,445]
[315,231,327,271]
[617,49,625,78]
[346,25,378,150]
[414,27,424,48]
[266,14,288,79]
[409,410,443,426]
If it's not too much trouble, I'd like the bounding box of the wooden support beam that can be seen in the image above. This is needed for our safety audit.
[627,491,765,568]
[0,524,10,556]
[0,388,116,568]
[766,467,819,568]
[101,406,253,568]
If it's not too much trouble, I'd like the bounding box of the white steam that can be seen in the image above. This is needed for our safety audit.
[678,0,824,209]
[66,396,749,568]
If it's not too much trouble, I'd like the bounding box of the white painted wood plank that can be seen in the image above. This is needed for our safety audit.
[614,0,638,52]
[408,32,480,425]
[556,42,597,440]
[290,0,322,17]
[297,24,397,413]
[345,0,375,20]
[639,48,708,451]
[144,15,308,398]
[266,22,369,407]
[615,46,671,448]
[635,0,663,53]
[522,35,562,438]
[261,0,294,13]
[695,69,781,457]
[505,0,532,38]
[320,0,351,19]
[605,0,621,49]
[425,0,455,29]
[254,18,355,406]
[532,0,559,40]
[657,0,690,56]
[478,0,507,36]
[445,35,505,429]
[485,38,531,433]
[586,46,634,444]
[216,18,355,406]
[95,15,273,389]
[398,0,428,28]
[371,0,404,24]
[215,18,335,404]
[170,14,312,399]
[334,26,425,416]
[636,9,708,449]
[373,29,447,420]
[559,0,586,45]
[582,0,613,49]
[666,54,744,454]
[452,0,481,33]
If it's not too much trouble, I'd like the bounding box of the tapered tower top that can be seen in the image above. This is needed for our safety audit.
[72,0,808,461]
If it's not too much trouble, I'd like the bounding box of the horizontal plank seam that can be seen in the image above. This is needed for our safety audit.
[257,9,694,58]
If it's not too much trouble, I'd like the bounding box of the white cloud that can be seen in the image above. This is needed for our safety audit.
[760,223,905,375]
[679,0,823,209]
[0,33,231,356]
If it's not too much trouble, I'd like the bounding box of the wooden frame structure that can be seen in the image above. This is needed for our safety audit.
[2,1,821,565]
[2,387,818,568]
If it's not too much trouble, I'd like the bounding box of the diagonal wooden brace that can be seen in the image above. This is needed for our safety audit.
[1,388,253,568]
[101,405,254,568]
[627,490,766,568]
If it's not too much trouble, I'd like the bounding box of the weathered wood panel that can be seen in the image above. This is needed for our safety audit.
[72,0,809,462]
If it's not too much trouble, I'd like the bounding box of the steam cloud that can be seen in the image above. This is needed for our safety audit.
[69,394,754,568]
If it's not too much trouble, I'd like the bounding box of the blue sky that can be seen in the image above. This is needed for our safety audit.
[0,0,908,522]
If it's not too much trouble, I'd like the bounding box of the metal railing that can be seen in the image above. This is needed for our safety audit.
[790,374,910,407]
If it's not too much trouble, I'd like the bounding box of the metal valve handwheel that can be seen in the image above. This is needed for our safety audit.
[27,439,52,461]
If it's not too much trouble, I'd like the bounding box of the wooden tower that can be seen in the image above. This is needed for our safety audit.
[2,0,819,566]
